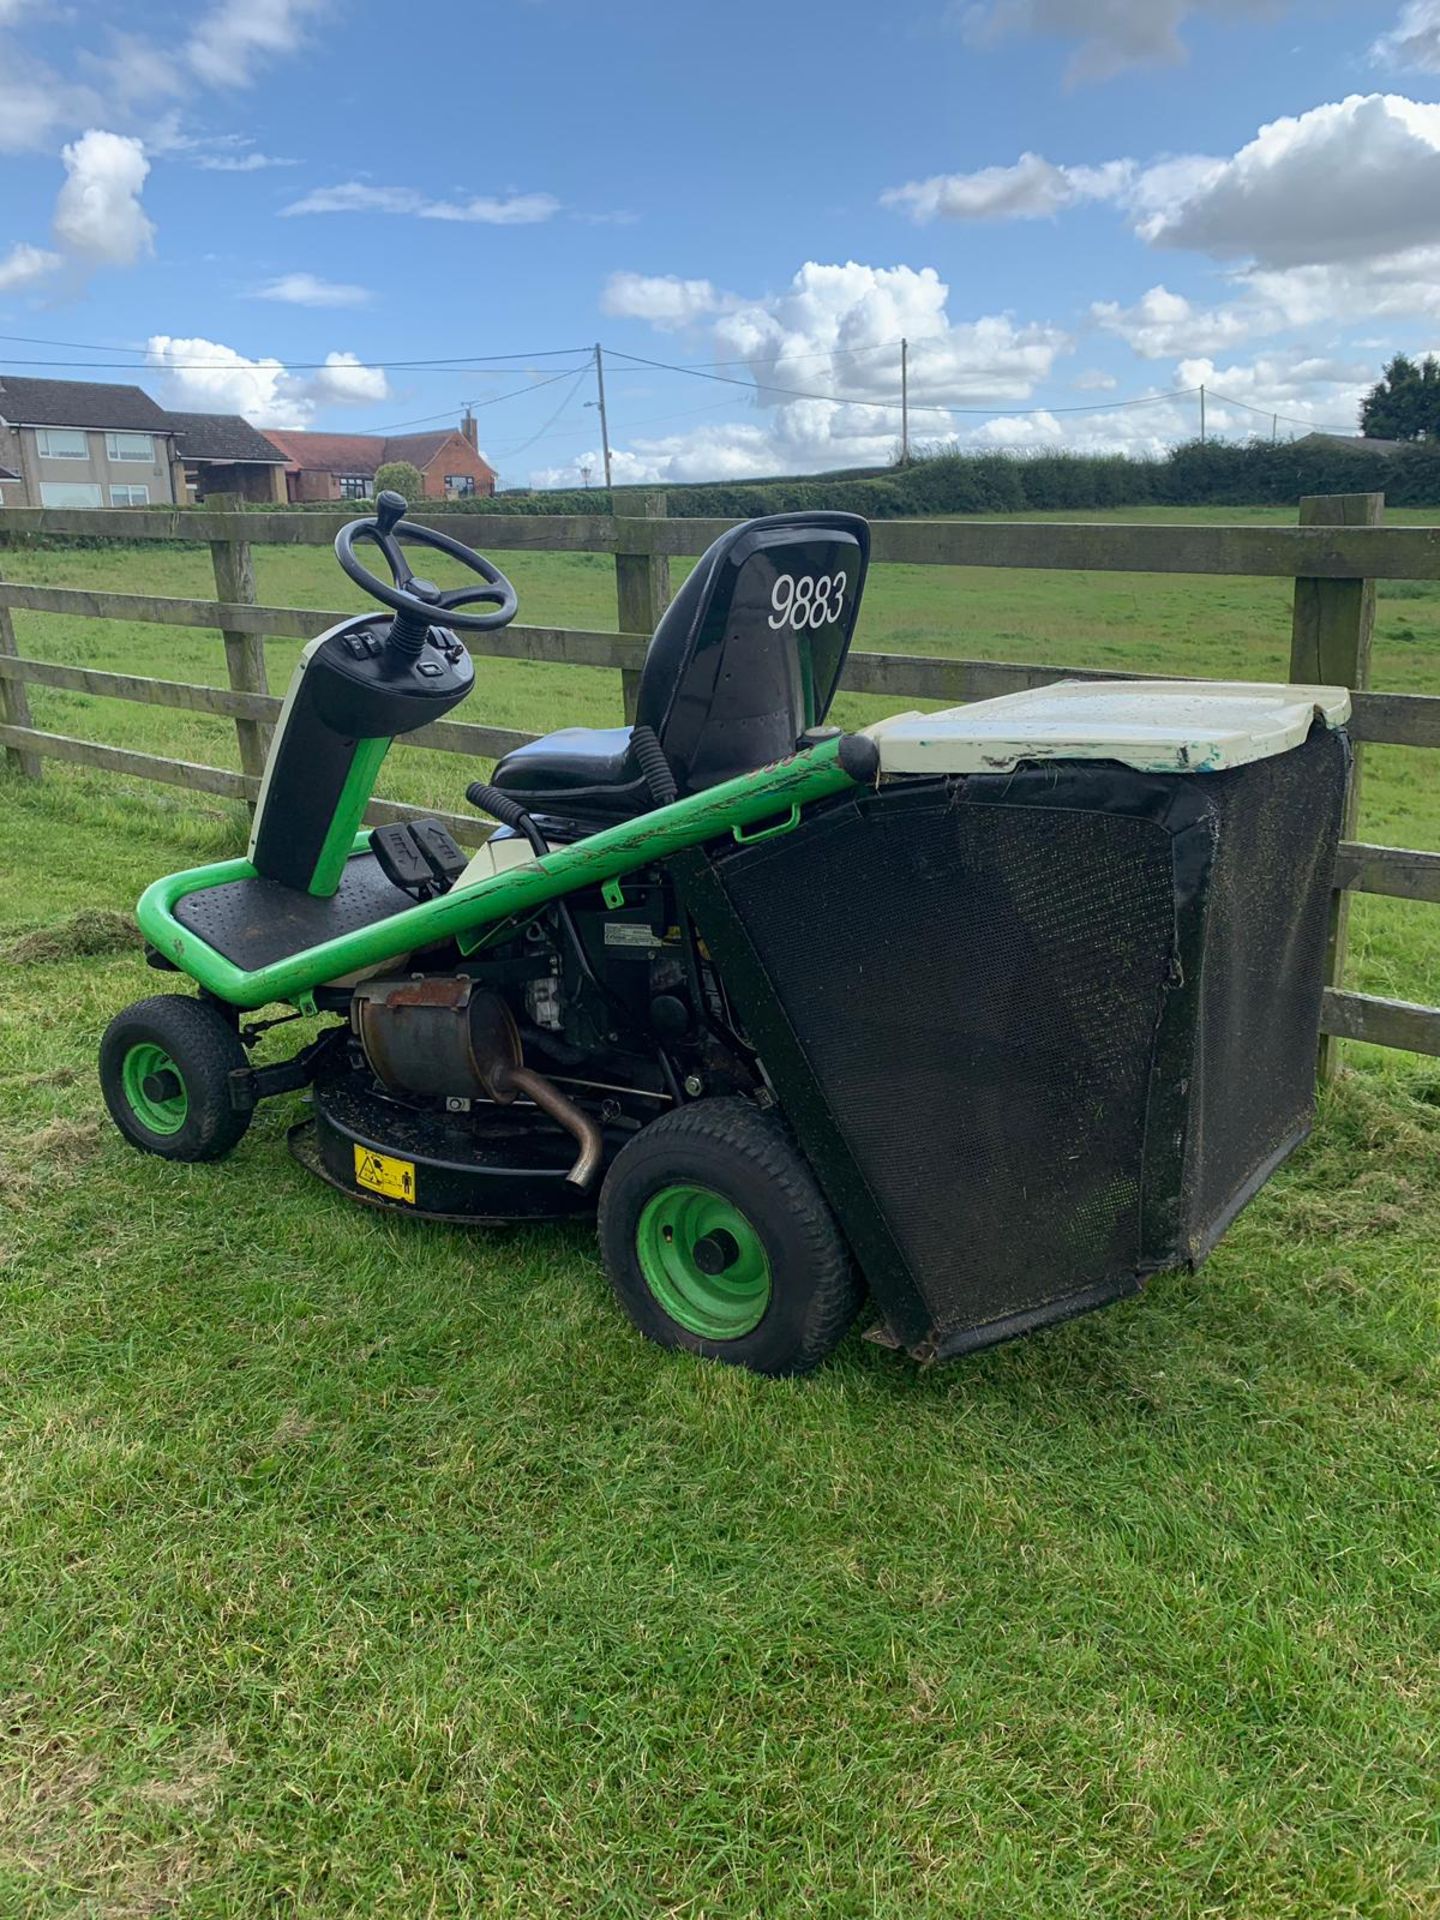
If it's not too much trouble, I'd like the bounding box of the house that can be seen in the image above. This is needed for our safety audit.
[1294,433,1411,457]
[170,411,289,503]
[0,375,185,508]
[262,412,497,503]
[0,465,19,506]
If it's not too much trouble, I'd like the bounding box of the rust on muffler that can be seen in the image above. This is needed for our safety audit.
[351,977,603,1188]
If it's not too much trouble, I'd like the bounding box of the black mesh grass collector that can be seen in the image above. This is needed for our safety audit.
[678,686,1351,1361]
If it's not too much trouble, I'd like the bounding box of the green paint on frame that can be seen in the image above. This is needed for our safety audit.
[136,736,858,1010]
[308,738,392,898]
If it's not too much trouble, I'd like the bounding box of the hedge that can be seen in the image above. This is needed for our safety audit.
[324,439,1440,520]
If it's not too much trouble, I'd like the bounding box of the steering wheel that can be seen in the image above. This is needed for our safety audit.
[335,490,518,637]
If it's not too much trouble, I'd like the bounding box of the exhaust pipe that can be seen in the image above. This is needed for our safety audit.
[351,977,604,1188]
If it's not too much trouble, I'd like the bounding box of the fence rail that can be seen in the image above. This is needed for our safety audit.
[1,490,1437,1068]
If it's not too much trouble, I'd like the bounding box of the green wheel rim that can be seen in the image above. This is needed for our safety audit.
[120,1042,189,1136]
[635,1184,772,1340]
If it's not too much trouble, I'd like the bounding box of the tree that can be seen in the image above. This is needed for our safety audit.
[372,460,426,504]
[1360,353,1440,441]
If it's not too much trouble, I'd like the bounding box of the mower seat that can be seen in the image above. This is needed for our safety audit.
[489,511,870,830]
[487,725,651,824]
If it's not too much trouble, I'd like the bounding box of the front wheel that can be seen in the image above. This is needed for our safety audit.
[100,994,252,1162]
[597,1098,863,1376]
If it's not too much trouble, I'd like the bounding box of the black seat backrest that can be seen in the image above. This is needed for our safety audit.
[636,511,870,793]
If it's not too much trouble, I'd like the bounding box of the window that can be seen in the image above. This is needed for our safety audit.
[445,473,476,497]
[105,431,155,463]
[36,427,88,460]
[110,484,150,507]
[337,475,371,500]
[39,481,103,508]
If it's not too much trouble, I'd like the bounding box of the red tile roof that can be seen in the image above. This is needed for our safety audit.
[261,427,496,480]
[261,430,384,475]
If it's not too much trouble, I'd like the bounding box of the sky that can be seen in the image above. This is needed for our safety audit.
[3,0,1440,487]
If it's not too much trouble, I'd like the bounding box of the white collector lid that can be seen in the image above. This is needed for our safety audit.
[862,680,1351,777]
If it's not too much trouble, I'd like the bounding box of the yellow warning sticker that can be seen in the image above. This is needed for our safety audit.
[354,1145,417,1204]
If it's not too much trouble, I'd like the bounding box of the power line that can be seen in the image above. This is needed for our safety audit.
[369,364,590,435]
[490,367,591,460]
[607,348,1204,419]
[1205,387,1356,437]
[0,338,593,373]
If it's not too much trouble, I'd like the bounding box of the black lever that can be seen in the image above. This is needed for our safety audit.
[375,489,407,537]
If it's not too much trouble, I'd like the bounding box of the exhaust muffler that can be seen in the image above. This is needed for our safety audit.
[350,977,603,1188]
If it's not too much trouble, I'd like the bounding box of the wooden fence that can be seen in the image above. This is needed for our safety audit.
[1,489,1438,1072]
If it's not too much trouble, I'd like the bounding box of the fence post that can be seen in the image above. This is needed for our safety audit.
[613,491,669,723]
[206,492,271,800]
[0,561,42,781]
[1289,490,1383,1083]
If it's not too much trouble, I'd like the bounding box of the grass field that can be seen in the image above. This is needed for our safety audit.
[2,511,1439,1915]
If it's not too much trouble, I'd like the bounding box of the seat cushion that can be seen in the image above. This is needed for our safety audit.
[490,726,652,823]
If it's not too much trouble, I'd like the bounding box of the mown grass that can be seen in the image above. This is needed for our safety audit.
[1,512,1439,1914]
[2,771,1439,1917]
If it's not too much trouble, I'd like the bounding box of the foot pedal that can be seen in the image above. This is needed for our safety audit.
[371,820,469,899]
[411,820,468,886]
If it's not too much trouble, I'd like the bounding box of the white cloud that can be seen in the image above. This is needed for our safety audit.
[253,271,371,307]
[883,93,1440,348]
[1374,2,1440,71]
[1091,284,1263,358]
[882,153,1132,222]
[0,46,98,153]
[887,96,1440,274]
[0,240,61,292]
[307,351,389,406]
[602,272,729,328]
[536,259,1069,486]
[1073,369,1118,390]
[186,0,329,88]
[84,34,184,111]
[1140,95,1440,267]
[1174,352,1369,433]
[196,150,295,172]
[53,129,153,267]
[961,0,1285,82]
[281,181,560,224]
[146,334,390,428]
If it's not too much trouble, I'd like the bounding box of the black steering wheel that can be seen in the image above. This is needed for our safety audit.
[335,490,518,637]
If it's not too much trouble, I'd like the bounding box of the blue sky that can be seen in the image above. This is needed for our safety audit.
[3,0,1440,485]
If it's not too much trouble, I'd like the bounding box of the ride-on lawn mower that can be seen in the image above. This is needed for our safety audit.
[102,494,1352,1374]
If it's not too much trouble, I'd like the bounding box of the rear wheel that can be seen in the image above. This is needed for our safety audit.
[597,1098,862,1375]
[100,995,251,1162]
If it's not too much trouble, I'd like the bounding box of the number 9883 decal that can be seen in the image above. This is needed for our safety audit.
[767,572,848,631]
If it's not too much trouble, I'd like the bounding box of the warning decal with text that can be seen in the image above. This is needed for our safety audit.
[354,1146,417,1204]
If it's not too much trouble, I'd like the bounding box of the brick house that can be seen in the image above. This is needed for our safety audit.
[0,375,186,508]
[263,412,497,503]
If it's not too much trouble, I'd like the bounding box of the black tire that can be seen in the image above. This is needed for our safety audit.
[597,1097,863,1376]
[99,994,252,1162]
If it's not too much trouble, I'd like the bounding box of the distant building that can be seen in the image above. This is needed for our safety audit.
[263,412,497,503]
[170,411,290,503]
[0,373,496,511]
[0,375,185,507]
[1294,433,1412,457]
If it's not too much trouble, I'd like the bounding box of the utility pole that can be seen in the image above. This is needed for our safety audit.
[900,337,910,465]
[594,342,613,492]
[1272,413,1279,445]
[1200,384,1207,446]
